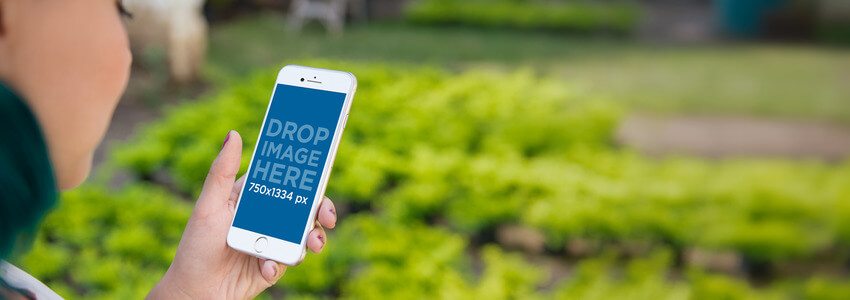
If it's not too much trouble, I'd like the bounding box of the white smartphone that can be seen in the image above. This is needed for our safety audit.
[227,65,356,265]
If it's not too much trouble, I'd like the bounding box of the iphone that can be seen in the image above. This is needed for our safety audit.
[227,65,356,265]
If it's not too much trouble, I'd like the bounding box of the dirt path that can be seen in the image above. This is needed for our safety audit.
[617,114,850,161]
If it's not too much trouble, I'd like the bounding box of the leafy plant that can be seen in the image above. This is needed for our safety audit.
[405,0,641,34]
[14,183,190,299]
[15,60,850,299]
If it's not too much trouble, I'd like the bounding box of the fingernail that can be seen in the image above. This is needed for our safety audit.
[330,208,336,216]
[316,234,325,253]
[222,131,231,149]
[271,263,278,277]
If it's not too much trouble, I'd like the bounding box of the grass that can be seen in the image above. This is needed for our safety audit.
[205,13,629,78]
[550,47,850,123]
[205,13,850,123]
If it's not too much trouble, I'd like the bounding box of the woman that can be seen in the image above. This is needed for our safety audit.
[0,0,337,299]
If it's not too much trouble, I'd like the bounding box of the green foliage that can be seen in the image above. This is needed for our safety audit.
[553,250,819,300]
[14,183,191,299]
[18,61,850,298]
[474,245,545,299]
[554,251,693,299]
[818,23,850,45]
[335,216,471,299]
[522,155,850,262]
[405,0,640,34]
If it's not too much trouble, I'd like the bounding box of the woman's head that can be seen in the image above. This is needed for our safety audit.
[0,0,132,189]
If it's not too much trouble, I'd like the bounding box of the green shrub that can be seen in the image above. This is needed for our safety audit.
[405,0,641,34]
[554,250,796,300]
[116,58,850,263]
[18,60,850,298]
[14,183,190,299]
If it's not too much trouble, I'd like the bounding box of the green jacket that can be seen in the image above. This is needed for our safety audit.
[0,82,57,260]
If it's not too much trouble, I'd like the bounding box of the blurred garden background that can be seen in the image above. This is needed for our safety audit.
[9,0,850,298]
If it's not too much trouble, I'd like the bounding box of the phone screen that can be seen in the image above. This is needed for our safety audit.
[233,83,346,244]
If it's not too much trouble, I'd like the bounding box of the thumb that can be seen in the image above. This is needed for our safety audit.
[196,130,243,212]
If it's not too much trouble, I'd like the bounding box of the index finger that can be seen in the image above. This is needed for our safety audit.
[228,174,247,209]
[231,174,247,196]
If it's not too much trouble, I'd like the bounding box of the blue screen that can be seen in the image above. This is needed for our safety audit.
[233,83,345,244]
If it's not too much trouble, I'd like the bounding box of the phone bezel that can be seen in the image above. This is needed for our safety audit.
[226,65,356,266]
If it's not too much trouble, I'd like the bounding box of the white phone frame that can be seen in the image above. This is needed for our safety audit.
[226,65,356,266]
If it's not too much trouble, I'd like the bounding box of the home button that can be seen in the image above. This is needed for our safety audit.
[254,237,268,253]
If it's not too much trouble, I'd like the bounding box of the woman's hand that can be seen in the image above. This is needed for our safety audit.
[147,130,338,299]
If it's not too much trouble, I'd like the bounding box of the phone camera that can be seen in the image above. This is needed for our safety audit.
[300,78,305,82]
